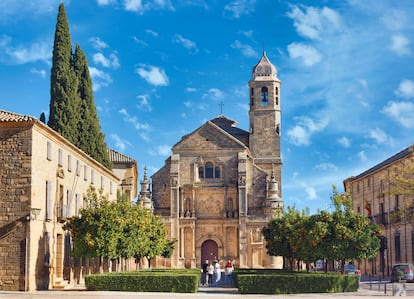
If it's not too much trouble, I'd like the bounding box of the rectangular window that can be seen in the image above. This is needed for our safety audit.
[91,169,95,185]
[395,234,401,262]
[367,178,371,188]
[110,181,113,194]
[68,155,72,172]
[47,141,52,161]
[357,182,360,193]
[76,160,81,176]
[57,184,64,219]
[66,190,72,217]
[58,149,63,166]
[75,193,81,216]
[101,176,105,189]
[380,203,385,224]
[46,181,53,220]
[84,165,88,181]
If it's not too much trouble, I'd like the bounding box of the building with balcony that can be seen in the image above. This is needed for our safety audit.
[343,145,414,277]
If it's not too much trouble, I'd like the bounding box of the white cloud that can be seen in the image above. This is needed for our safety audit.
[97,0,116,5]
[30,68,47,78]
[89,37,109,50]
[224,0,256,18]
[287,116,328,146]
[145,29,159,37]
[135,64,169,86]
[93,52,120,69]
[390,34,411,56]
[202,88,224,100]
[358,151,368,162]
[368,128,388,144]
[0,1,56,20]
[303,184,317,200]
[315,163,338,172]
[382,101,414,128]
[230,40,257,57]
[124,0,174,14]
[124,0,143,12]
[119,108,150,131]
[381,9,408,31]
[287,43,321,67]
[173,34,198,53]
[149,145,171,156]
[337,136,351,148]
[287,5,341,40]
[238,30,253,38]
[0,36,51,64]
[110,134,130,151]
[185,87,197,92]
[137,94,152,112]
[131,36,148,46]
[89,67,112,91]
[395,79,414,99]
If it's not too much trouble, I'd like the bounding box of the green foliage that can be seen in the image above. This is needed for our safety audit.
[236,272,359,294]
[263,186,381,268]
[39,112,46,123]
[64,186,173,263]
[48,3,80,146]
[85,271,199,293]
[73,44,111,168]
[48,3,111,169]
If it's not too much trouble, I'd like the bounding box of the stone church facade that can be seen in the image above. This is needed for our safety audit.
[150,53,284,269]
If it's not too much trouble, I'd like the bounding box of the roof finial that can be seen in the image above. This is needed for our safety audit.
[219,101,224,115]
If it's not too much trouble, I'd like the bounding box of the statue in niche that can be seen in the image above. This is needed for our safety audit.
[239,176,246,186]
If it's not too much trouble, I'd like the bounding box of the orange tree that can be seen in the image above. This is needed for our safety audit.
[64,186,173,271]
[263,186,380,271]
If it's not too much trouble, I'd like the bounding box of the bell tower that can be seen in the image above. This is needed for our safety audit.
[248,52,282,194]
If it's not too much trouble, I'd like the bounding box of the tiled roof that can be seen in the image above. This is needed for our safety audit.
[107,148,136,164]
[353,145,414,180]
[210,115,249,146]
[0,109,37,123]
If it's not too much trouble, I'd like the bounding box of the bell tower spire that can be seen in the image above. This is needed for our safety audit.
[248,52,282,201]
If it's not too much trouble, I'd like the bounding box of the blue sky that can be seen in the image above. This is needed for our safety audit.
[1,0,414,214]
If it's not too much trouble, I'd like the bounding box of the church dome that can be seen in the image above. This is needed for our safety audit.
[251,51,278,79]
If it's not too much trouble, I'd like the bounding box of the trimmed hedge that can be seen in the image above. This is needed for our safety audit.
[85,270,200,293]
[235,270,359,294]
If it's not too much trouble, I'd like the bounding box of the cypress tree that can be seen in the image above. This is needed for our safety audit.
[48,3,112,169]
[48,3,80,146]
[39,112,46,123]
[74,44,112,168]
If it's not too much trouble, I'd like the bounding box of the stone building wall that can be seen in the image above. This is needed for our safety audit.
[0,124,32,290]
[0,113,137,291]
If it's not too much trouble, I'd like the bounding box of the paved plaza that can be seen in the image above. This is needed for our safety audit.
[0,282,402,298]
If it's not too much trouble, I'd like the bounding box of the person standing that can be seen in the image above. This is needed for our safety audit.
[224,260,234,287]
[214,260,221,286]
[207,262,214,286]
[201,259,209,286]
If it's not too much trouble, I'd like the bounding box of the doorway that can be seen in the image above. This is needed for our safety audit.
[201,240,218,263]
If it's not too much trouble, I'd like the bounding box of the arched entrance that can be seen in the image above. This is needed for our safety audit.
[201,240,218,263]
